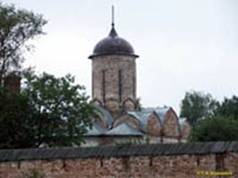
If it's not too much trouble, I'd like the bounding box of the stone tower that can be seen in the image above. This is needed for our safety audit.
[89,9,139,116]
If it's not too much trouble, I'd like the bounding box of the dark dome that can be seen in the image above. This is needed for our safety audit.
[89,26,138,59]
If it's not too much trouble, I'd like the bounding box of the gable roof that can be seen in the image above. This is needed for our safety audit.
[153,107,170,123]
[86,106,184,137]
[94,105,113,128]
[128,107,171,129]
[127,110,151,131]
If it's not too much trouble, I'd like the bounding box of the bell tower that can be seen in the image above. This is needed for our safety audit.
[89,6,139,116]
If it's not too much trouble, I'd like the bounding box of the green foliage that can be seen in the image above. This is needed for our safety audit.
[215,96,238,119]
[180,91,218,126]
[188,94,238,142]
[190,116,238,142]
[23,72,94,146]
[0,72,94,148]
[0,2,46,85]
[0,87,36,148]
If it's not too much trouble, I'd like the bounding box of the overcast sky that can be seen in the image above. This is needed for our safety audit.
[4,0,238,113]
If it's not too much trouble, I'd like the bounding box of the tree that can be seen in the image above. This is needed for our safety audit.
[0,2,46,85]
[180,91,218,126]
[189,116,238,142]
[188,95,238,142]
[215,96,238,119]
[0,72,94,148]
[0,87,36,148]
[22,72,94,147]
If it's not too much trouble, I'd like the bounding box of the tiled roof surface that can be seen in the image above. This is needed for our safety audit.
[127,110,151,131]
[153,107,170,123]
[106,123,143,136]
[86,124,108,136]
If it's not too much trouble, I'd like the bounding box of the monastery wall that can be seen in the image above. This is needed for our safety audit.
[0,142,238,178]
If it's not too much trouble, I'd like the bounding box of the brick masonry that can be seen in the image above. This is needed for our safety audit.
[0,142,238,178]
[91,55,137,115]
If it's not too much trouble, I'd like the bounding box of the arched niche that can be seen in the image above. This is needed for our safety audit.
[105,97,120,113]
[122,98,136,111]
[113,114,140,130]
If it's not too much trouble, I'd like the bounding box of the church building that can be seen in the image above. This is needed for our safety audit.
[84,9,190,146]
